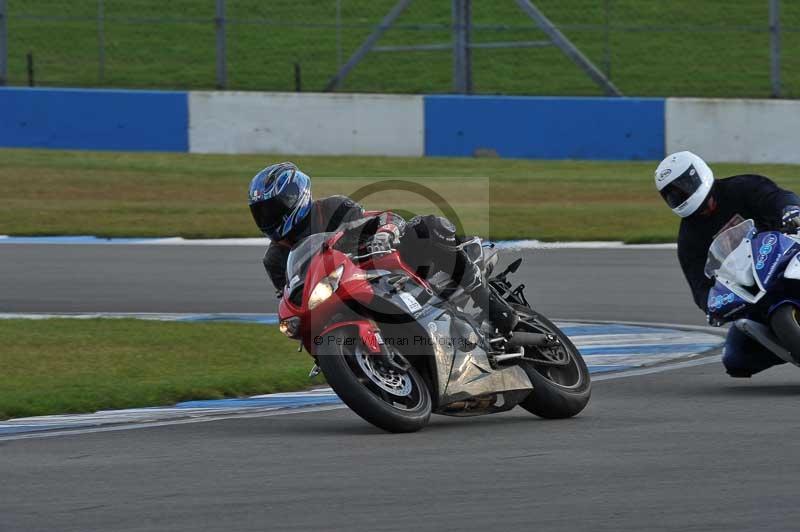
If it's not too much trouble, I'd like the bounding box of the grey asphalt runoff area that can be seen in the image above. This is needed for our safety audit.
[1,244,797,532]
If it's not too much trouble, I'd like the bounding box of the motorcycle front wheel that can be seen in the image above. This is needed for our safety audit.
[770,303,800,362]
[316,327,432,433]
[512,308,592,419]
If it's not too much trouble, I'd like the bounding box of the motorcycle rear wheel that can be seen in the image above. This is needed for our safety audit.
[316,327,432,433]
[512,309,591,419]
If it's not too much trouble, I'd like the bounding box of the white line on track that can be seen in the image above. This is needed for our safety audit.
[593,353,722,381]
[0,405,347,442]
[562,318,728,336]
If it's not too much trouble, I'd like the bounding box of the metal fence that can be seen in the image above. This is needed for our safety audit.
[0,0,798,98]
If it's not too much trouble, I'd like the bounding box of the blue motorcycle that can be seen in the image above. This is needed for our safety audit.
[706,218,800,366]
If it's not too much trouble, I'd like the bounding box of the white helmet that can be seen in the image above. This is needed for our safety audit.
[654,151,714,218]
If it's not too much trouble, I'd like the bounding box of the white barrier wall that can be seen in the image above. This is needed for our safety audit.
[189,91,424,156]
[666,98,800,164]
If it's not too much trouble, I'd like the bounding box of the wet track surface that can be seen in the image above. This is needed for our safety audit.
[1,244,796,532]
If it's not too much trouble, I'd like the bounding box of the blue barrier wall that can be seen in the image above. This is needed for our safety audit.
[0,88,188,151]
[0,88,669,159]
[424,96,665,160]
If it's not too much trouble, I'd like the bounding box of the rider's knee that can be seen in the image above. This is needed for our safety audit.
[722,329,787,377]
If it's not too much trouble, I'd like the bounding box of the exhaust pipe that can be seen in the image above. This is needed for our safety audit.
[506,331,553,348]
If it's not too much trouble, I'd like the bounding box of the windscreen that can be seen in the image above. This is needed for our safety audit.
[704,219,756,279]
[285,232,334,289]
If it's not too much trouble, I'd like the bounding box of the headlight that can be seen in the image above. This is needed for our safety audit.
[308,265,345,310]
[279,317,301,339]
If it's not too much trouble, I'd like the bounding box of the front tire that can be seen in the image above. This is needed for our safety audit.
[513,310,591,419]
[770,304,800,362]
[316,328,432,433]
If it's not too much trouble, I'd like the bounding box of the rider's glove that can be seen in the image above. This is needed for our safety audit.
[366,224,400,254]
[781,205,800,233]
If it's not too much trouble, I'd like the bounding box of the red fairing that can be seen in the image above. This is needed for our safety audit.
[318,320,383,353]
[277,232,378,354]
[279,228,426,356]
[302,247,375,311]
[278,297,296,321]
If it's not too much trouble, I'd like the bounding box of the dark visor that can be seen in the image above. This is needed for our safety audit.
[250,192,298,238]
[660,165,702,209]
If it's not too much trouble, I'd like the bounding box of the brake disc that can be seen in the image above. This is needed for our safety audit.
[355,347,413,397]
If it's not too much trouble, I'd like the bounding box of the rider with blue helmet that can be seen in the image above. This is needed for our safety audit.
[248,162,364,293]
[248,162,314,241]
[248,162,518,335]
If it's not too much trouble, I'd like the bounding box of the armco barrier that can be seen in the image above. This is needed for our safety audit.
[665,98,800,164]
[0,87,188,152]
[424,95,665,160]
[189,92,424,156]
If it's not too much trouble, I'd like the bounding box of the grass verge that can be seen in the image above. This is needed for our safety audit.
[2,148,800,242]
[0,319,320,420]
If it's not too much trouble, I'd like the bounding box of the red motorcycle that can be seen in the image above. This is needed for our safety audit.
[277,223,591,433]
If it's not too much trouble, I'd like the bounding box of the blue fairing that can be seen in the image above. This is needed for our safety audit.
[752,231,799,289]
[707,283,748,321]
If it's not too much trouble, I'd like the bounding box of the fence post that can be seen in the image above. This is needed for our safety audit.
[97,0,106,84]
[464,0,472,93]
[26,51,34,86]
[335,0,342,76]
[770,0,781,98]
[452,0,472,94]
[215,0,227,90]
[0,0,7,86]
[603,0,611,79]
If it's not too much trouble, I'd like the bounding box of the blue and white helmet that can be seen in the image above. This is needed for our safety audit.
[248,162,313,240]
[655,151,714,218]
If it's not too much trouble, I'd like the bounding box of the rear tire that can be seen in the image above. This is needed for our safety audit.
[316,328,432,433]
[513,310,591,419]
[770,304,800,362]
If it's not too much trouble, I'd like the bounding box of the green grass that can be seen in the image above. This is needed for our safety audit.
[3,148,800,242]
[6,1,800,98]
[0,319,319,420]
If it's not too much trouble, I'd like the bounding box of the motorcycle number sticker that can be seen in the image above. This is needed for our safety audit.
[398,292,422,313]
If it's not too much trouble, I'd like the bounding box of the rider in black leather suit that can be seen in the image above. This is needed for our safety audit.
[656,151,800,377]
[249,162,517,335]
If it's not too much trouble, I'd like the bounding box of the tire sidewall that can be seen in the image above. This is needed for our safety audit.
[513,309,592,419]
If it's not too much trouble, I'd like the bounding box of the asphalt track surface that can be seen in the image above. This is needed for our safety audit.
[2,244,798,532]
[0,244,703,325]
